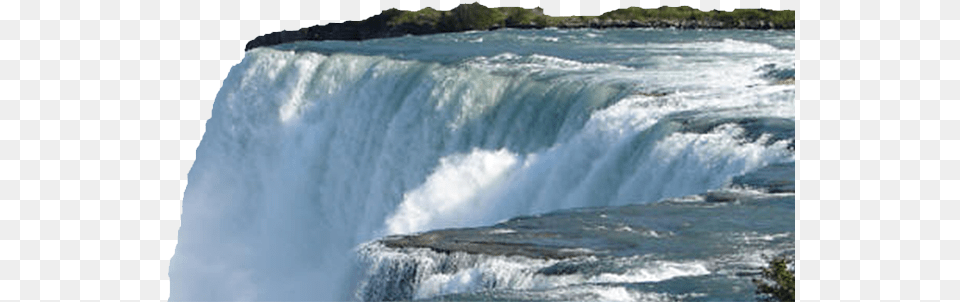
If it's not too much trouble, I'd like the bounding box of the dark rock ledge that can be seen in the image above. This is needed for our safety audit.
[379,230,594,260]
[377,159,794,260]
[246,3,795,51]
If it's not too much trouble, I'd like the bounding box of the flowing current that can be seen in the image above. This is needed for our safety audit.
[169,29,795,301]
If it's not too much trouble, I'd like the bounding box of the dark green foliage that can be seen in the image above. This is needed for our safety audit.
[387,3,794,31]
[753,255,795,302]
[600,6,794,28]
[600,6,701,20]
[246,2,795,50]
[766,10,796,27]
[390,3,515,31]
[391,7,442,25]
[439,3,507,31]
[717,9,794,28]
[496,7,546,26]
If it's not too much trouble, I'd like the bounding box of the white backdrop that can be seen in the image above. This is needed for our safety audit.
[3,0,956,301]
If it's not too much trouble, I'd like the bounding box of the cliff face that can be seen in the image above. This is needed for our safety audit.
[245,3,795,51]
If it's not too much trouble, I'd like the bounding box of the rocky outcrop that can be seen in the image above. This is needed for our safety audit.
[379,229,594,260]
[245,3,794,51]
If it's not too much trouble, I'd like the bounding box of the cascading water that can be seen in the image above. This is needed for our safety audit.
[170,29,794,301]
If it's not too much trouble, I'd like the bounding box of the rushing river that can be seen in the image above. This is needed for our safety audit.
[169,28,795,301]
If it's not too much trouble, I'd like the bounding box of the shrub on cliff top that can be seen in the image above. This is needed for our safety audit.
[497,7,544,26]
[385,3,794,31]
[392,7,442,25]
[600,6,707,21]
[599,6,794,28]
[438,2,506,31]
[753,255,795,302]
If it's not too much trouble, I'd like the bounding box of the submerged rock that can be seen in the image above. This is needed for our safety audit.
[775,78,795,85]
[380,228,594,260]
[672,113,795,149]
[376,187,793,260]
[359,189,794,301]
[731,161,795,193]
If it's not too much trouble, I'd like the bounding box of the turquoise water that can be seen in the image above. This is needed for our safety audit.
[170,28,794,301]
[276,28,794,66]
[359,166,795,301]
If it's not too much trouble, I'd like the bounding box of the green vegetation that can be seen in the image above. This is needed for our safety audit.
[601,5,705,20]
[391,7,443,25]
[246,2,794,50]
[388,4,552,29]
[498,7,539,25]
[388,3,508,30]
[384,3,794,30]
[753,255,795,302]
[600,6,794,28]
[719,9,795,28]
[440,3,507,31]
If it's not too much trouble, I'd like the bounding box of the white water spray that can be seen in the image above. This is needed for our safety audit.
[170,36,794,301]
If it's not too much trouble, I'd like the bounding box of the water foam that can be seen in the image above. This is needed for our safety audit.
[588,261,710,283]
[356,243,710,301]
[385,149,520,234]
[171,31,794,301]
